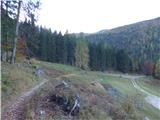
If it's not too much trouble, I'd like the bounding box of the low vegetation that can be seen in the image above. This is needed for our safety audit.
[136,77,160,97]
[1,60,42,111]
[15,60,159,120]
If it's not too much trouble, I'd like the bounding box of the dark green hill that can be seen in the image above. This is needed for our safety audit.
[86,17,160,61]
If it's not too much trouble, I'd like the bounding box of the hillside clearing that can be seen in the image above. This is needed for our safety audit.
[2,60,160,120]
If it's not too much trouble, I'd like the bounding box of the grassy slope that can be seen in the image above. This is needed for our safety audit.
[37,60,160,120]
[1,60,43,111]
[136,77,160,97]
[2,60,160,120]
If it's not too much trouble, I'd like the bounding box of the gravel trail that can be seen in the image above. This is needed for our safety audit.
[120,74,160,110]
[131,77,160,110]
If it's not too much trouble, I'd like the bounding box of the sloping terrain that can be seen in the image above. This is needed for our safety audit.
[110,74,160,110]
[2,59,160,120]
[86,17,160,61]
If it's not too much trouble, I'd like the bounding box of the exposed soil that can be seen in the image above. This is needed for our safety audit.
[2,80,48,120]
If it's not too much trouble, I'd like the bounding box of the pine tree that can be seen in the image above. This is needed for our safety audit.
[116,49,131,73]
[55,32,63,63]
[1,0,17,62]
[40,28,48,61]
[62,31,69,64]
[67,34,76,65]
[98,42,107,71]
[75,33,89,70]
[51,31,57,62]
[89,42,97,70]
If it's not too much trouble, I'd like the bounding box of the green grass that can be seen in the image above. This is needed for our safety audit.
[38,61,82,73]
[38,60,160,119]
[136,77,160,97]
[101,75,139,95]
[140,100,160,120]
[3,60,159,120]
[1,61,42,111]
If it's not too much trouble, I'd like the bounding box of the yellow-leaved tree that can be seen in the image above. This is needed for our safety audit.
[75,33,89,70]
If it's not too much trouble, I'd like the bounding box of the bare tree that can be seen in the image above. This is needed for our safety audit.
[11,0,41,64]
[11,0,21,64]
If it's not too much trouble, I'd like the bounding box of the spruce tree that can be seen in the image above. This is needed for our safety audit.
[67,34,76,65]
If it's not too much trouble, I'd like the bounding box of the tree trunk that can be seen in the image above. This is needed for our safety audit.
[1,49,3,61]
[5,1,9,63]
[11,1,21,64]
[6,49,9,62]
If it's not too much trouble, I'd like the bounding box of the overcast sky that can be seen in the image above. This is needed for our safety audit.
[36,0,160,33]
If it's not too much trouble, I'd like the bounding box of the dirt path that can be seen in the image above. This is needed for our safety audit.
[2,74,76,120]
[120,74,160,110]
[131,78,160,110]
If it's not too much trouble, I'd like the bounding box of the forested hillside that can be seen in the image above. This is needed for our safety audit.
[87,18,160,60]
[86,18,160,73]
[1,0,160,78]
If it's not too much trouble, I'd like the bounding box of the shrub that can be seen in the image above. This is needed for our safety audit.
[144,61,154,75]
[120,97,142,120]
[154,59,160,79]
[30,58,39,65]
[1,75,13,92]
[121,100,135,114]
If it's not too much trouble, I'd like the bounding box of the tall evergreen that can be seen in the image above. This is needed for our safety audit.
[51,31,57,62]
[1,0,16,62]
[62,31,69,64]
[89,42,98,70]
[67,34,76,65]
[116,49,131,73]
[55,32,63,63]
[40,28,48,61]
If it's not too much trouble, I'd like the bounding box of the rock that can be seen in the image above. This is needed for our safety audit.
[144,116,150,120]
[50,81,80,116]
[36,68,45,77]
[40,110,45,115]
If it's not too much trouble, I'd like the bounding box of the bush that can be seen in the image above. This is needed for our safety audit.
[1,75,13,92]
[30,58,39,65]
[78,106,111,120]
[121,100,135,114]
[144,61,154,75]
[154,59,160,79]
[120,97,142,120]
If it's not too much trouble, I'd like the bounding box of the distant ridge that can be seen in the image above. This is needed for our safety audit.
[86,17,160,61]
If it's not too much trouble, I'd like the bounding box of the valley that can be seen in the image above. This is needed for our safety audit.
[1,1,160,119]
